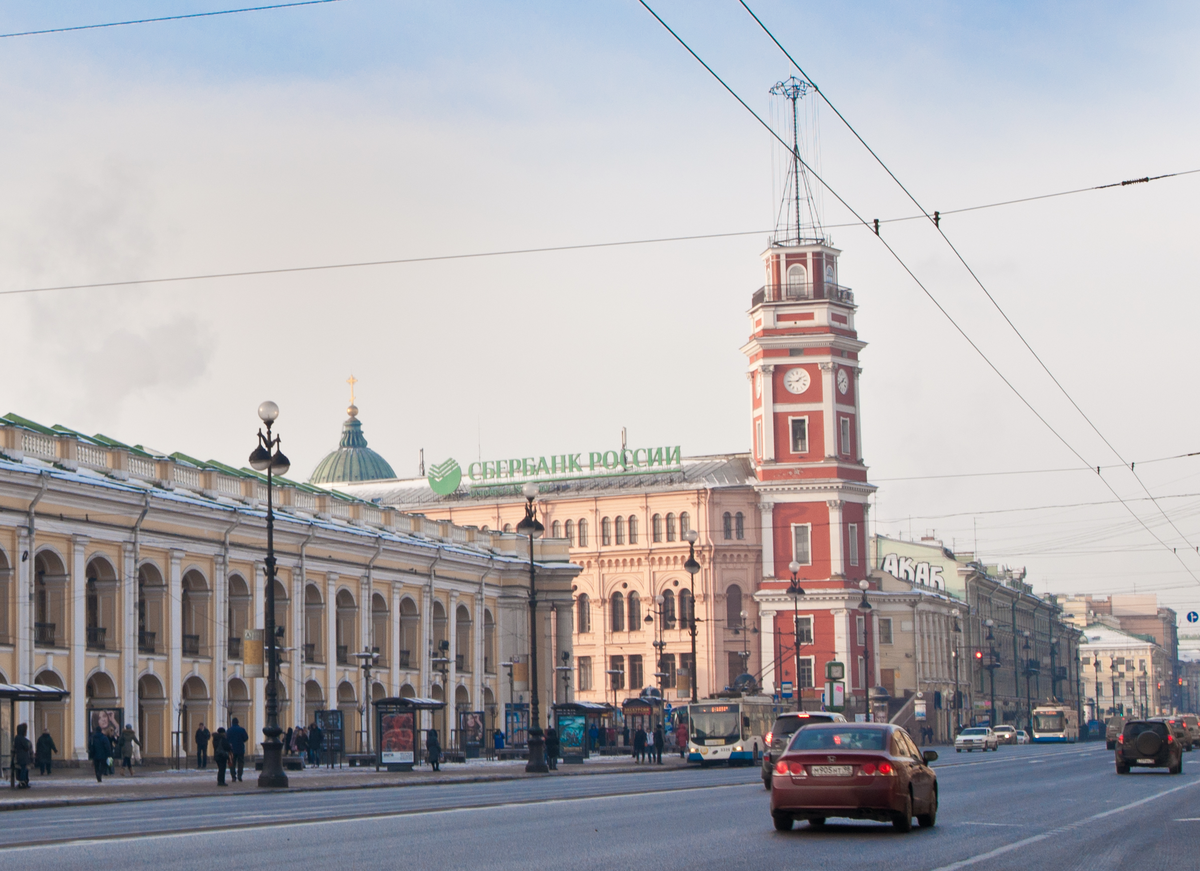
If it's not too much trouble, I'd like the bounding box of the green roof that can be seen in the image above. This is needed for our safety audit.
[308,408,396,485]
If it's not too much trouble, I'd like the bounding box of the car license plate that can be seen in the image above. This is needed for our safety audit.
[1137,758,1155,764]
[810,765,852,777]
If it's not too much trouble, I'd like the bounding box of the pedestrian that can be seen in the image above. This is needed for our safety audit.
[118,723,141,776]
[195,722,211,769]
[633,726,646,763]
[226,717,249,783]
[89,724,113,783]
[427,728,442,772]
[12,723,33,788]
[284,726,294,757]
[35,727,57,776]
[545,725,559,770]
[212,727,231,786]
[588,723,599,751]
[676,719,688,759]
[295,727,309,767]
[493,729,505,751]
[653,724,664,764]
[308,722,323,766]
[622,725,630,748]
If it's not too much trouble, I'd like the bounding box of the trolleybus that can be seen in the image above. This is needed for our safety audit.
[686,697,781,765]
[1031,705,1079,743]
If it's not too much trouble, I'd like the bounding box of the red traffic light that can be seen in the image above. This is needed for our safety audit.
[974,650,983,660]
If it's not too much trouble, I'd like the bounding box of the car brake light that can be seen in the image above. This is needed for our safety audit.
[788,762,806,776]
[877,761,893,775]
[775,760,788,775]
[1118,735,1124,744]
[861,762,875,775]
[859,760,893,776]
[765,731,773,745]
[1168,734,1175,743]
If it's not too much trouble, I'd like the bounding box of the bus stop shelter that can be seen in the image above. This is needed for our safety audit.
[0,683,71,788]
[372,697,445,771]
[552,701,613,763]
[622,695,664,735]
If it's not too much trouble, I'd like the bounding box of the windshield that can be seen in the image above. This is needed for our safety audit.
[961,728,987,736]
[994,726,1013,732]
[772,715,833,737]
[690,706,740,743]
[1034,713,1065,732]
[790,728,886,751]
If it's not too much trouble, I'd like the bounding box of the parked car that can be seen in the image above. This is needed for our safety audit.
[955,727,999,752]
[1116,719,1182,775]
[1105,716,1128,750]
[1015,730,1030,744]
[769,722,938,832]
[762,710,848,788]
[992,725,1018,745]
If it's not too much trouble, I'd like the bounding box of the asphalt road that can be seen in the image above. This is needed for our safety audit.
[4,743,1200,870]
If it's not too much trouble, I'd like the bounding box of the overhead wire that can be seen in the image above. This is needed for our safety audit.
[635,0,1200,584]
[0,1,348,39]
[736,0,1200,565]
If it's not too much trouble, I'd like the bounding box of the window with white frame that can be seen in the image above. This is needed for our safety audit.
[578,656,593,691]
[879,617,893,645]
[794,615,813,645]
[840,417,851,455]
[848,523,859,566]
[792,524,812,566]
[856,614,866,645]
[790,417,808,453]
[797,656,815,689]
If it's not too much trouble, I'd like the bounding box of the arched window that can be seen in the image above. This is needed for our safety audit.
[679,589,694,630]
[723,512,733,540]
[628,515,639,544]
[652,514,663,542]
[615,516,625,545]
[735,511,745,540]
[551,520,561,539]
[725,584,743,628]
[628,591,641,627]
[601,517,612,546]
[662,589,676,629]
[564,519,574,546]
[503,523,513,533]
[666,513,677,542]
[577,594,591,633]
[578,519,589,547]
[610,592,625,632]
[825,263,835,288]
[680,512,690,536]
[786,263,808,299]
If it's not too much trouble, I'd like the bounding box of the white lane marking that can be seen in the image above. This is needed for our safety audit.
[1175,818,1200,821]
[927,778,1200,871]
[957,822,1021,827]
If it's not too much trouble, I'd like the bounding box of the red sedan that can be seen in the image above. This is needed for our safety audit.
[769,722,938,832]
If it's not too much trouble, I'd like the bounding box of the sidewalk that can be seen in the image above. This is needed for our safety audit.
[1,753,692,811]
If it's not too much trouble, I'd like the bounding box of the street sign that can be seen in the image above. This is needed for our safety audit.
[781,680,793,699]
[823,680,845,710]
[1187,611,1198,624]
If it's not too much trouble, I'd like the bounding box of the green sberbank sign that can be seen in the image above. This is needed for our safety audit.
[426,445,684,495]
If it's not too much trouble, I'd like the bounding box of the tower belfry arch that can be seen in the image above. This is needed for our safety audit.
[769,76,823,246]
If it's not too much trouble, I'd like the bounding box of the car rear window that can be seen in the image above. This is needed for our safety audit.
[960,728,987,736]
[790,728,886,751]
[771,714,835,736]
[1124,722,1168,738]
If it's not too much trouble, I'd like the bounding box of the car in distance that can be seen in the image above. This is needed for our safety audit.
[770,722,938,832]
[955,727,999,752]
[1105,715,1128,750]
[1156,716,1194,751]
[761,710,848,789]
[1015,730,1030,744]
[992,725,1018,745]
[1116,719,1182,774]
[1181,715,1200,749]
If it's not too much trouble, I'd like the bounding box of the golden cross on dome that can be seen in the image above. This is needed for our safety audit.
[347,374,357,405]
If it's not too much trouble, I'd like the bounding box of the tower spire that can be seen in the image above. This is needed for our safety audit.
[769,76,822,246]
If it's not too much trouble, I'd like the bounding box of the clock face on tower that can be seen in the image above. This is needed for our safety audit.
[784,367,811,395]
[837,368,850,395]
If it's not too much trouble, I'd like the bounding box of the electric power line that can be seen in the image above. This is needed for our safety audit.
[874,450,1200,482]
[0,1,348,40]
[636,0,1200,585]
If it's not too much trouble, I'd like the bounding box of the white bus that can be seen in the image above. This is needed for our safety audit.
[686,697,780,766]
[1031,705,1079,743]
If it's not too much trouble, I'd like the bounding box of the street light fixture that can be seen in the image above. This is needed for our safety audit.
[858,579,872,719]
[983,619,998,725]
[250,400,290,789]
[787,560,805,712]
[515,482,548,774]
[1022,630,1033,734]
[431,640,451,754]
[352,648,380,759]
[683,529,701,703]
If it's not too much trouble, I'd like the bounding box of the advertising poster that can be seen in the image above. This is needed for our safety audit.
[557,714,586,755]
[89,708,123,741]
[243,629,264,678]
[379,710,414,764]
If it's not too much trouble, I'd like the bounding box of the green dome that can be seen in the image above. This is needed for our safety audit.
[308,404,396,485]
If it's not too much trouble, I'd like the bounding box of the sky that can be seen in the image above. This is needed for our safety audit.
[2,1,1199,616]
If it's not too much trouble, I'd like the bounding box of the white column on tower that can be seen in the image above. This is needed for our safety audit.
[759,608,776,694]
[760,502,775,579]
[854,367,865,461]
[827,500,844,577]
[819,362,837,457]
[761,364,776,461]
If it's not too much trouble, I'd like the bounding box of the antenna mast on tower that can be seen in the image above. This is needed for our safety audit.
[769,76,822,246]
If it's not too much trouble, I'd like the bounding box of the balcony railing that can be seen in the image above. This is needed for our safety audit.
[139,630,157,653]
[182,634,201,657]
[336,645,349,665]
[754,282,855,306]
[398,650,411,669]
[455,653,466,671]
[34,622,57,647]
[304,643,319,663]
[86,625,108,650]
[228,636,242,659]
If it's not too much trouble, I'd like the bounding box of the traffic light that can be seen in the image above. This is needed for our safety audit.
[974,650,983,661]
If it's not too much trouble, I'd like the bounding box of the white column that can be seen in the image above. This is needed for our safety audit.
[872,610,882,687]
[760,502,775,579]
[325,573,338,712]
[759,607,776,694]
[390,583,402,695]
[291,567,303,727]
[555,601,573,703]
[762,364,776,461]
[827,500,844,578]
[421,583,434,697]
[474,588,485,711]
[819,362,837,456]
[71,536,89,759]
[853,367,864,461]
[252,560,265,750]
[16,530,31,700]
[213,552,227,737]
[833,607,850,690]
[448,591,459,707]
[122,541,138,743]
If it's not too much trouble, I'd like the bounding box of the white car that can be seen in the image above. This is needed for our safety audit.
[955,727,1000,752]
[1015,730,1030,744]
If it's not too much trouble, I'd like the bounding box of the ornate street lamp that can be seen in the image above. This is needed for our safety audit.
[787,560,805,712]
[1022,630,1033,734]
[683,529,701,703]
[249,400,290,788]
[984,619,998,724]
[857,579,872,719]
[515,482,548,773]
[352,648,380,759]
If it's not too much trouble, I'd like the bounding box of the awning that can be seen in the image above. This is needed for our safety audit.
[0,683,70,703]
[371,696,444,710]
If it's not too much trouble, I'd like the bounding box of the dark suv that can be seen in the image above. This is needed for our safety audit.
[762,711,847,788]
[1116,720,1183,775]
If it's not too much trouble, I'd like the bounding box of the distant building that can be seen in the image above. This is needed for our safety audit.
[1079,623,1172,719]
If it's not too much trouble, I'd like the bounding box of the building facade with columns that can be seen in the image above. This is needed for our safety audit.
[0,413,577,763]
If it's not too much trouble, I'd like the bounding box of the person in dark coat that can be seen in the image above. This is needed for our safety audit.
[544,726,559,770]
[89,725,113,783]
[284,727,294,757]
[212,727,231,786]
[588,723,599,751]
[226,717,249,783]
[118,724,140,776]
[35,728,57,776]
[12,724,33,788]
[622,725,630,748]
[653,724,665,764]
[308,722,323,766]
[195,723,211,769]
[294,727,309,767]
[426,729,442,772]
[633,727,647,763]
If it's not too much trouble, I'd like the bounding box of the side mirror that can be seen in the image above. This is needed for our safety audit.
[922,750,939,764]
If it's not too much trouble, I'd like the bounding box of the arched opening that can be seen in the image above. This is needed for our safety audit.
[271,577,290,650]
[137,562,165,654]
[304,583,324,663]
[85,672,121,745]
[337,681,359,752]
[33,670,66,755]
[85,555,119,652]
[503,523,513,534]
[564,519,574,546]
[0,548,10,645]
[628,515,639,544]
[577,518,588,547]
[335,589,357,665]
[227,678,250,730]
[601,517,612,547]
[182,676,210,753]
[455,604,472,673]
[725,584,743,628]
[227,573,250,660]
[455,685,471,733]
[786,263,808,299]
[662,589,676,630]
[666,513,677,542]
[272,678,290,734]
[627,591,641,628]
[610,592,625,632]
[371,681,386,703]
[653,514,663,543]
[34,550,68,648]
[181,570,210,657]
[304,680,324,727]
[432,600,448,653]
[483,609,496,674]
[576,594,591,634]
[551,520,562,539]
[138,674,166,757]
[615,516,625,545]
[400,683,416,699]
[680,512,690,536]
[735,511,745,540]
[483,686,498,731]
[399,596,420,670]
[679,588,694,630]
[372,593,389,666]
[723,512,733,540]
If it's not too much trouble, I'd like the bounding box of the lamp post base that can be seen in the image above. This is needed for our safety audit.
[257,736,289,788]
[525,730,549,774]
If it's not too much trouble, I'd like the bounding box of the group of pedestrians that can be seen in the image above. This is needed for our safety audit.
[632,724,665,764]
[12,725,60,787]
[192,718,249,786]
[280,723,324,765]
